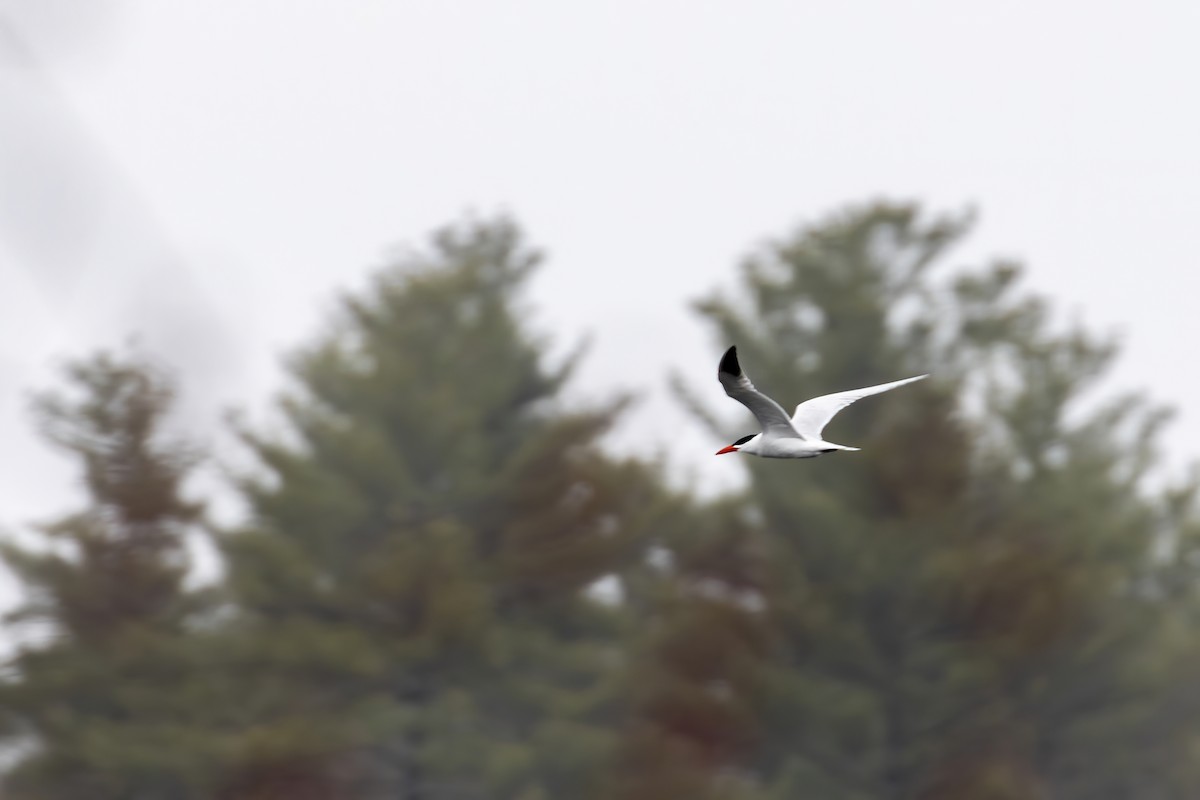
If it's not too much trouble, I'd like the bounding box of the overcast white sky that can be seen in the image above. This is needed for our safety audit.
[2,1,1199,611]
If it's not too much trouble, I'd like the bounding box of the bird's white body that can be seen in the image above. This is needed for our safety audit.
[715,346,926,459]
[731,434,857,459]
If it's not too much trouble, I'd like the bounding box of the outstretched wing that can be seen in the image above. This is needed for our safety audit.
[717,346,801,439]
[791,374,928,439]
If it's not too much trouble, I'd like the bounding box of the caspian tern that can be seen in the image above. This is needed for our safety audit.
[716,346,927,458]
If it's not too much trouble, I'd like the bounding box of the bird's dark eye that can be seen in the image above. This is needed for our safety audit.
[733,434,755,446]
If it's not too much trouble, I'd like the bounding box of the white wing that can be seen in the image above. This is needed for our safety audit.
[717,347,801,439]
[791,374,927,439]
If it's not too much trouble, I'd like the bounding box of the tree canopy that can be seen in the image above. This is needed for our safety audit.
[3,206,1199,799]
[0,351,210,799]
[645,202,1200,799]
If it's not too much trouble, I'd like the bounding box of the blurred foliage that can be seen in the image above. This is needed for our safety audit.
[209,218,680,799]
[652,201,1200,799]
[2,206,1200,799]
[0,351,216,799]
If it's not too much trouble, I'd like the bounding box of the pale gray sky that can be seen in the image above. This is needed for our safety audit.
[2,2,1199,608]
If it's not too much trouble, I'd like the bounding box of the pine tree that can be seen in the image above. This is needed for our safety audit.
[606,498,772,800]
[648,202,1200,798]
[216,218,674,799]
[0,350,210,800]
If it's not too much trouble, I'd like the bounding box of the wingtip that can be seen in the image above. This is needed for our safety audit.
[718,345,740,378]
[896,374,930,389]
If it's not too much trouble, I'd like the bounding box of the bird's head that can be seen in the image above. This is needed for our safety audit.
[716,433,756,455]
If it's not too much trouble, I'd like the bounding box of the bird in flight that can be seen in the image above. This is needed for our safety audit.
[716,346,926,458]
